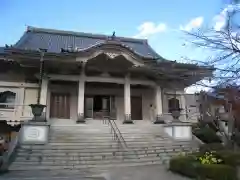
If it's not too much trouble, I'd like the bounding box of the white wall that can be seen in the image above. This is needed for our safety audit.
[23,88,38,117]
[0,78,38,124]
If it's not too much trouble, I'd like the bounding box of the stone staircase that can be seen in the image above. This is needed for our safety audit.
[9,121,198,170]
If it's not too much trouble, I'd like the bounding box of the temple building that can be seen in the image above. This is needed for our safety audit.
[0,27,213,126]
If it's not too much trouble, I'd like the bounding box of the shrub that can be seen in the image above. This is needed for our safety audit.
[215,150,240,166]
[232,132,240,146]
[196,164,237,180]
[169,155,237,180]
[196,151,223,165]
[169,156,197,178]
[193,127,222,143]
[199,143,226,153]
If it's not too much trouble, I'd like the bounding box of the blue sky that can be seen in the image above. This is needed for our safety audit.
[0,0,226,58]
[0,0,232,92]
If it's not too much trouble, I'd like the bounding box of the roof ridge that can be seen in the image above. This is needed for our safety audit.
[27,26,147,44]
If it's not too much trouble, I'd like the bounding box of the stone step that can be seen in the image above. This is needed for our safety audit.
[49,133,169,139]
[19,142,195,151]
[11,156,170,167]
[17,147,196,156]
[50,126,165,130]
[14,152,168,162]
[15,149,194,162]
[47,138,169,143]
[9,159,166,171]
[16,147,196,157]
[22,142,193,149]
[50,124,164,128]
[48,137,170,142]
[49,132,168,136]
[45,141,178,146]
[48,138,180,144]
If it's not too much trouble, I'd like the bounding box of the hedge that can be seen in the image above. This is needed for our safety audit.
[193,127,222,143]
[169,156,197,178]
[216,151,240,166]
[169,156,237,180]
[196,164,237,180]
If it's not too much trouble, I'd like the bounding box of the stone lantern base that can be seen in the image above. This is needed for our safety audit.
[19,121,50,145]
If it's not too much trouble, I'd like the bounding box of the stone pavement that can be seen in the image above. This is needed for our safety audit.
[0,165,190,180]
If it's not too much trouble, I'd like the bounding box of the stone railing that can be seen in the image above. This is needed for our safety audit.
[1,130,20,171]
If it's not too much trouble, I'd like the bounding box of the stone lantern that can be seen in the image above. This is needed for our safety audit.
[29,49,47,122]
[20,49,50,145]
[171,108,182,122]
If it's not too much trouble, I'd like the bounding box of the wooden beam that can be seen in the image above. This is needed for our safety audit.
[47,74,156,86]
[0,81,38,88]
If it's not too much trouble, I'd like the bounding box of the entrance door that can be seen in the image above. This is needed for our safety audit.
[50,92,70,119]
[110,96,116,119]
[85,97,94,118]
[131,96,142,120]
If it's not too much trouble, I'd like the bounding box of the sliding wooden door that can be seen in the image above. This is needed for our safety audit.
[50,92,70,119]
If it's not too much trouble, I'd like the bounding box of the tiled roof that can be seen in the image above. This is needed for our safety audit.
[0,47,4,54]
[13,26,161,59]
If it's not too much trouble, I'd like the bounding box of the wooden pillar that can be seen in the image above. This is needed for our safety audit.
[77,64,85,123]
[180,93,187,121]
[154,85,164,124]
[40,77,49,121]
[123,74,133,124]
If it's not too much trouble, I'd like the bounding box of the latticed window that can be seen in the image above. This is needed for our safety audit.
[0,91,16,109]
[168,98,180,113]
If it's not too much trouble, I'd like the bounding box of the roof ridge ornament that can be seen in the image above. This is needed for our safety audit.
[107,31,117,41]
[112,31,116,39]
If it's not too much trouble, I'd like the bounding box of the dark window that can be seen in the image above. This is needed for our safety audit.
[0,91,16,109]
[168,98,180,113]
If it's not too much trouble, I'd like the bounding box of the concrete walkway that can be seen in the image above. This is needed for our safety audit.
[0,165,190,180]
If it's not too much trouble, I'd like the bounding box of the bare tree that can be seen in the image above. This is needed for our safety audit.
[183,1,240,89]
[182,1,240,148]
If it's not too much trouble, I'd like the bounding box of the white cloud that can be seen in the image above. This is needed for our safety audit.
[180,17,204,32]
[185,79,219,94]
[213,4,240,31]
[134,22,167,38]
[185,85,210,94]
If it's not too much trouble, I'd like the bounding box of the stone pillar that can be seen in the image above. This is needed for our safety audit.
[77,65,85,123]
[123,74,133,124]
[180,93,187,121]
[40,77,48,121]
[154,85,164,124]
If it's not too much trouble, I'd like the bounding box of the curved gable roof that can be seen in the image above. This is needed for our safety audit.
[14,26,161,59]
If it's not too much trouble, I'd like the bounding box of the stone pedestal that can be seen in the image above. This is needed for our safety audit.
[123,114,133,124]
[163,122,192,140]
[76,113,85,123]
[154,115,165,124]
[19,121,50,145]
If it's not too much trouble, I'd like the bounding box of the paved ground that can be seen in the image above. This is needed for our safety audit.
[0,165,190,180]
